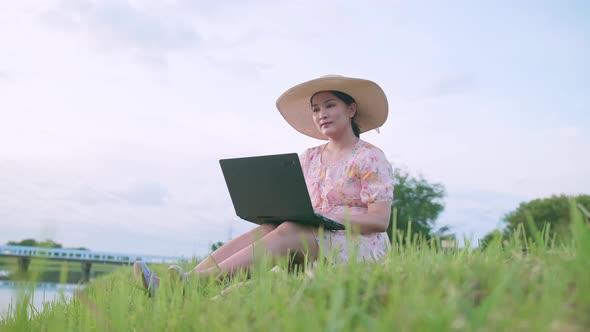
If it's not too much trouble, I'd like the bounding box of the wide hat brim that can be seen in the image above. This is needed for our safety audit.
[276,75,388,140]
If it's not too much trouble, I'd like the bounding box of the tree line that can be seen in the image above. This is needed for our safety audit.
[479,194,590,248]
[6,238,89,251]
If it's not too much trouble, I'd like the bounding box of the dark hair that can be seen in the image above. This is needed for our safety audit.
[310,90,361,137]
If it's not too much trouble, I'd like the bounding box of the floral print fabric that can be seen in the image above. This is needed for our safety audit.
[299,139,394,263]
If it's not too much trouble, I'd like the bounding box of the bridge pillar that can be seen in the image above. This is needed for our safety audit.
[17,257,31,273]
[80,262,92,283]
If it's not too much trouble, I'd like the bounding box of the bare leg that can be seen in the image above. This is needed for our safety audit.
[194,223,277,272]
[192,222,319,278]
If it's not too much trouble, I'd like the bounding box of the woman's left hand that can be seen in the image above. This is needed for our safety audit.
[326,202,392,234]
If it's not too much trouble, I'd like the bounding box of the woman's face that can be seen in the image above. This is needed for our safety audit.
[311,91,356,138]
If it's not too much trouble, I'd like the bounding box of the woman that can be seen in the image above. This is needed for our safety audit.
[134,75,394,294]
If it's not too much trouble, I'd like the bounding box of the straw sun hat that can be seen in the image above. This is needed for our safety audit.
[276,75,389,140]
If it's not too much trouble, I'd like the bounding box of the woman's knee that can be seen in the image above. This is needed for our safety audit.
[274,221,313,238]
[259,223,278,234]
[273,222,319,258]
[249,224,277,240]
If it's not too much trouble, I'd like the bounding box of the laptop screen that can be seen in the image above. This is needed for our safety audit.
[219,153,316,222]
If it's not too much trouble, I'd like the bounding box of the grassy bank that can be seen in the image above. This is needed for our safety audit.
[0,257,120,284]
[1,209,588,331]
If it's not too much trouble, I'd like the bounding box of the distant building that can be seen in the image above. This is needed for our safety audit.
[441,240,456,249]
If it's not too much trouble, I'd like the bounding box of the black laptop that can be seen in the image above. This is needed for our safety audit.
[219,153,345,230]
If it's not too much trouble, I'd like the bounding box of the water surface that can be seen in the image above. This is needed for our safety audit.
[0,281,82,319]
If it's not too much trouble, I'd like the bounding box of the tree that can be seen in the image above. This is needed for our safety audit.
[478,230,503,249]
[7,238,38,247]
[388,167,448,242]
[7,238,63,248]
[480,194,590,246]
[210,241,224,252]
[38,239,63,249]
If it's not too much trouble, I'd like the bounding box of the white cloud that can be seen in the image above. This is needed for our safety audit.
[413,73,479,100]
[44,1,201,50]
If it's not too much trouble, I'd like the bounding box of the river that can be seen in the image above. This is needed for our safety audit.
[0,280,83,319]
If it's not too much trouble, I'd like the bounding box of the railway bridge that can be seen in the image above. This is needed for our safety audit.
[0,245,189,282]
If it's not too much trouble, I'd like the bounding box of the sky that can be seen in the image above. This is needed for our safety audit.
[0,0,588,258]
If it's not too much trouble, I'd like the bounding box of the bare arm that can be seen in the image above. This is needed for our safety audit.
[322,201,392,235]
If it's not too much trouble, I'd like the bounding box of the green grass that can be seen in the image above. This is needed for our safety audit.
[1,203,588,331]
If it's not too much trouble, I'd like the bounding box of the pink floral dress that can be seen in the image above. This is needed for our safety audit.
[300,139,394,263]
